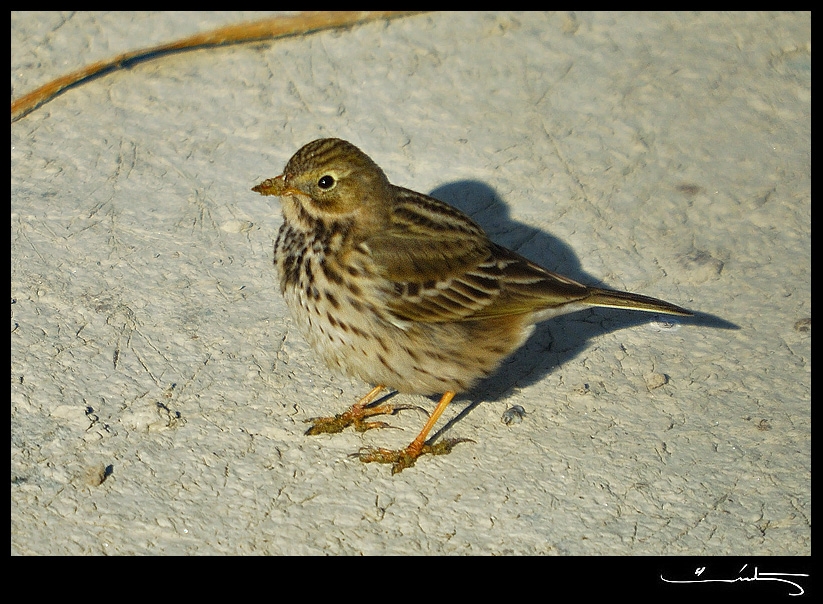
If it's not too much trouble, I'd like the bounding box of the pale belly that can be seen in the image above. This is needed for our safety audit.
[281,272,534,396]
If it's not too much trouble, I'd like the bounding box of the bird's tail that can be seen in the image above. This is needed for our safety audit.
[585,288,692,316]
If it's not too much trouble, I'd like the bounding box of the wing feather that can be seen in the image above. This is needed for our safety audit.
[363,187,591,323]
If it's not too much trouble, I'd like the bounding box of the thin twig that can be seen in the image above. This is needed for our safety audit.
[11,11,426,123]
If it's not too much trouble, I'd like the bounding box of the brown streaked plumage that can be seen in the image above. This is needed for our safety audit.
[253,138,692,473]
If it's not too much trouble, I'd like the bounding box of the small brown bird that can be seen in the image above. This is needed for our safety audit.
[253,138,691,473]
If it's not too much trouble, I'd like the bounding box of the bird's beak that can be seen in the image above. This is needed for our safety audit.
[251,175,302,197]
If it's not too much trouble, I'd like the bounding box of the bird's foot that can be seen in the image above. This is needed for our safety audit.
[305,402,425,435]
[354,438,474,474]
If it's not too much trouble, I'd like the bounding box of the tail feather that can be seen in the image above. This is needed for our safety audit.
[585,287,692,316]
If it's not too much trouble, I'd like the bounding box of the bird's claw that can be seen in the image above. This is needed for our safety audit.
[304,403,425,435]
[353,438,474,474]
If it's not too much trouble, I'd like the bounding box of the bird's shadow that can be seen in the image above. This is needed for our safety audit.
[420,180,737,441]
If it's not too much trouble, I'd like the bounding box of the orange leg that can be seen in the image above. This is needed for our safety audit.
[405,390,456,455]
[304,385,423,435]
[357,390,472,474]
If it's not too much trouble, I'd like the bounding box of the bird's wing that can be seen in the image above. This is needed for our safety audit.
[362,187,591,323]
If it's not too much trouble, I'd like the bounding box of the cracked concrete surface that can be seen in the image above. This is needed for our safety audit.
[12,12,809,556]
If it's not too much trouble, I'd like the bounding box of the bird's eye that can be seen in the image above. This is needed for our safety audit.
[317,175,336,190]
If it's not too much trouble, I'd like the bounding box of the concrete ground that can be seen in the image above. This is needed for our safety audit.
[12,12,810,556]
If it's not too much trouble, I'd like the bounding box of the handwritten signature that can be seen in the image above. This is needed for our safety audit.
[661,564,808,596]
